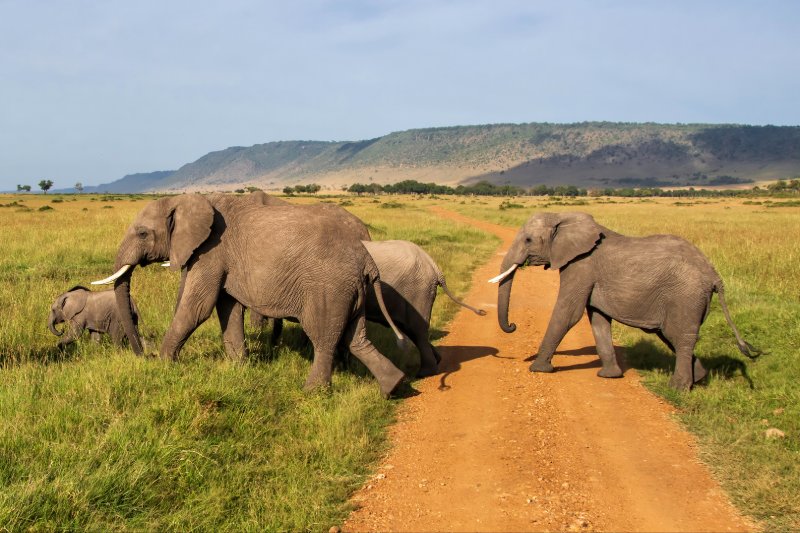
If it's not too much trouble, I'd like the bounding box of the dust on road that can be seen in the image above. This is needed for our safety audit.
[343,207,755,532]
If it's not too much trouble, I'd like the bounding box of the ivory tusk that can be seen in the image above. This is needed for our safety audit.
[91,264,132,285]
[488,264,518,284]
[161,262,171,267]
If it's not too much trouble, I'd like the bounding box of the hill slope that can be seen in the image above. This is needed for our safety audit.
[108,123,800,192]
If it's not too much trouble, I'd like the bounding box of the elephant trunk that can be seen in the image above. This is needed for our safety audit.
[497,236,527,334]
[47,311,63,336]
[497,272,517,333]
[114,269,144,355]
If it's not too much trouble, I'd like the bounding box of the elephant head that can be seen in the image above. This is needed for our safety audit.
[92,194,215,354]
[494,212,603,333]
[48,286,90,336]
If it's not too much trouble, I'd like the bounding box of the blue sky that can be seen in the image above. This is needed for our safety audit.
[1,0,798,190]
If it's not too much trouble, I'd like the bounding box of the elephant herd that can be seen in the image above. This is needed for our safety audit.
[48,192,759,395]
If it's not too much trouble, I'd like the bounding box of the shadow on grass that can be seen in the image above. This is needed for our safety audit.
[623,338,755,389]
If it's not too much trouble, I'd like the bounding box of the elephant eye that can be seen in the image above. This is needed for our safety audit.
[137,229,148,239]
[525,237,532,244]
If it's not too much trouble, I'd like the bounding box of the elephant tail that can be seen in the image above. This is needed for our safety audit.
[436,270,487,316]
[714,281,761,359]
[365,260,407,347]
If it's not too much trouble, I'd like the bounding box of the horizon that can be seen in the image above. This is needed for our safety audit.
[2,1,799,190]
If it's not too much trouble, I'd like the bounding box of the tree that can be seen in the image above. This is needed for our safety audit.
[282,186,295,195]
[75,182,84,193]
[17,184,32,192]
[38,179,54,194]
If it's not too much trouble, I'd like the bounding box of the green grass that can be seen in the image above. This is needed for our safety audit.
[0,193,498,530]
[445,195,800,531]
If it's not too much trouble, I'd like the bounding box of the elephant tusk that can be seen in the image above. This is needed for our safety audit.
[161,262,171,267]
[488,264,518,284]
[91,264,132,285]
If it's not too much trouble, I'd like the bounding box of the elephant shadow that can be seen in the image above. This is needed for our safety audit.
[623,338,755,389]
[524,346,610,373]
[436,345,500,391]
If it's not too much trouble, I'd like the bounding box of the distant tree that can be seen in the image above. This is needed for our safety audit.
[306,183,321,194]
[245,186,261,193]
[17,184,32,192]
[75,182,84,193]
[38,179,54,194]
[282,186,295,195]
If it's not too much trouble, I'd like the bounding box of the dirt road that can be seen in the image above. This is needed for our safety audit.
[343,207,755,532]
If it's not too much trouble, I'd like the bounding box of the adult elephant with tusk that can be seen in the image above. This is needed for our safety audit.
[93,193,407,398]
[492,211,760,390]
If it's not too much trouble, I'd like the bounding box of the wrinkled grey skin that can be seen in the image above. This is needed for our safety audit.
[497,212,759,390]
[248,196,372,342]
[362,240,486,377]
[48,286,139,347]
[108,193,406,397]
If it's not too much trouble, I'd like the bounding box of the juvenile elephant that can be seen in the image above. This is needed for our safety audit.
[48,286,140,347]
[93,194,407,398]
[362,240,486,377]
[492,212,759,390]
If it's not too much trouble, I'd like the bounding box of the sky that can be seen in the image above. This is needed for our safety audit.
[1,0,798,190]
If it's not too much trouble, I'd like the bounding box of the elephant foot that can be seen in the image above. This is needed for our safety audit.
[378,369,406,400]
[668,373,692,391]
[597,366,623,378]
[693,359,708,384]
[529,359,555,373]
[303,376,333,393]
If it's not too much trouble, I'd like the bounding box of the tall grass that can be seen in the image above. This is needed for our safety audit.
[0,194,498,529]
[447,195,800,530]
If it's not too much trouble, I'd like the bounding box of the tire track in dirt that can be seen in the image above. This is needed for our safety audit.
[343,207,755,532]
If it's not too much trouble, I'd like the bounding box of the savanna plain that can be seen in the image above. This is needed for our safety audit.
[0,192,797,531]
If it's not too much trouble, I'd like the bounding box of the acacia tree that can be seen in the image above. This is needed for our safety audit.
[75,182,84,193]
[38,179,54,194]
[17,184,32,192]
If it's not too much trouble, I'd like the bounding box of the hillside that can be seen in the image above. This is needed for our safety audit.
[103,123,800,192]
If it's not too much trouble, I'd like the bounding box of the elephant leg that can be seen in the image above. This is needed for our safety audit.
[249,309,266,329]
[343,315,406,399]
[270,318,283,346]
[588,308,622,378]
[216,292,247,362]
[160,273,220,361]
[531,284,590,373]
[407,327,439,378]
[303,337,336,392]
[667,331,700,390]
[57,322,82,348]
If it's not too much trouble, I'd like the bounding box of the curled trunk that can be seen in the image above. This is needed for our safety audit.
[497,271,517,333]
[47,311,63,336]
[114,269,144,355]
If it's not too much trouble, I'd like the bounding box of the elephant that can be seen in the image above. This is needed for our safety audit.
[361,240,486,377]
[48,286,140,348]
[260,240,487,378]
[92,193,407,398]
[493,211,759,390]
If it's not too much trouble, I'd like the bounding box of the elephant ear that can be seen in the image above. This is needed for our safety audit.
[549,212,603,270]
[167,194,214,271]
[61,287,89,319]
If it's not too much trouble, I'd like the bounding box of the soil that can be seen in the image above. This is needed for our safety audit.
[342,207,758,532]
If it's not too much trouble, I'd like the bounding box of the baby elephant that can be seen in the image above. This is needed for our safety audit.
[48,286,140,348]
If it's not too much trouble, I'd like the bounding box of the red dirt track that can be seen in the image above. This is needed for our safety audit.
[343,207,755,532]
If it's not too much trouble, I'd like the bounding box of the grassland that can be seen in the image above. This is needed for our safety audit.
[2,192,797,530]
[440,194,800,531]
[0,193,498,530]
